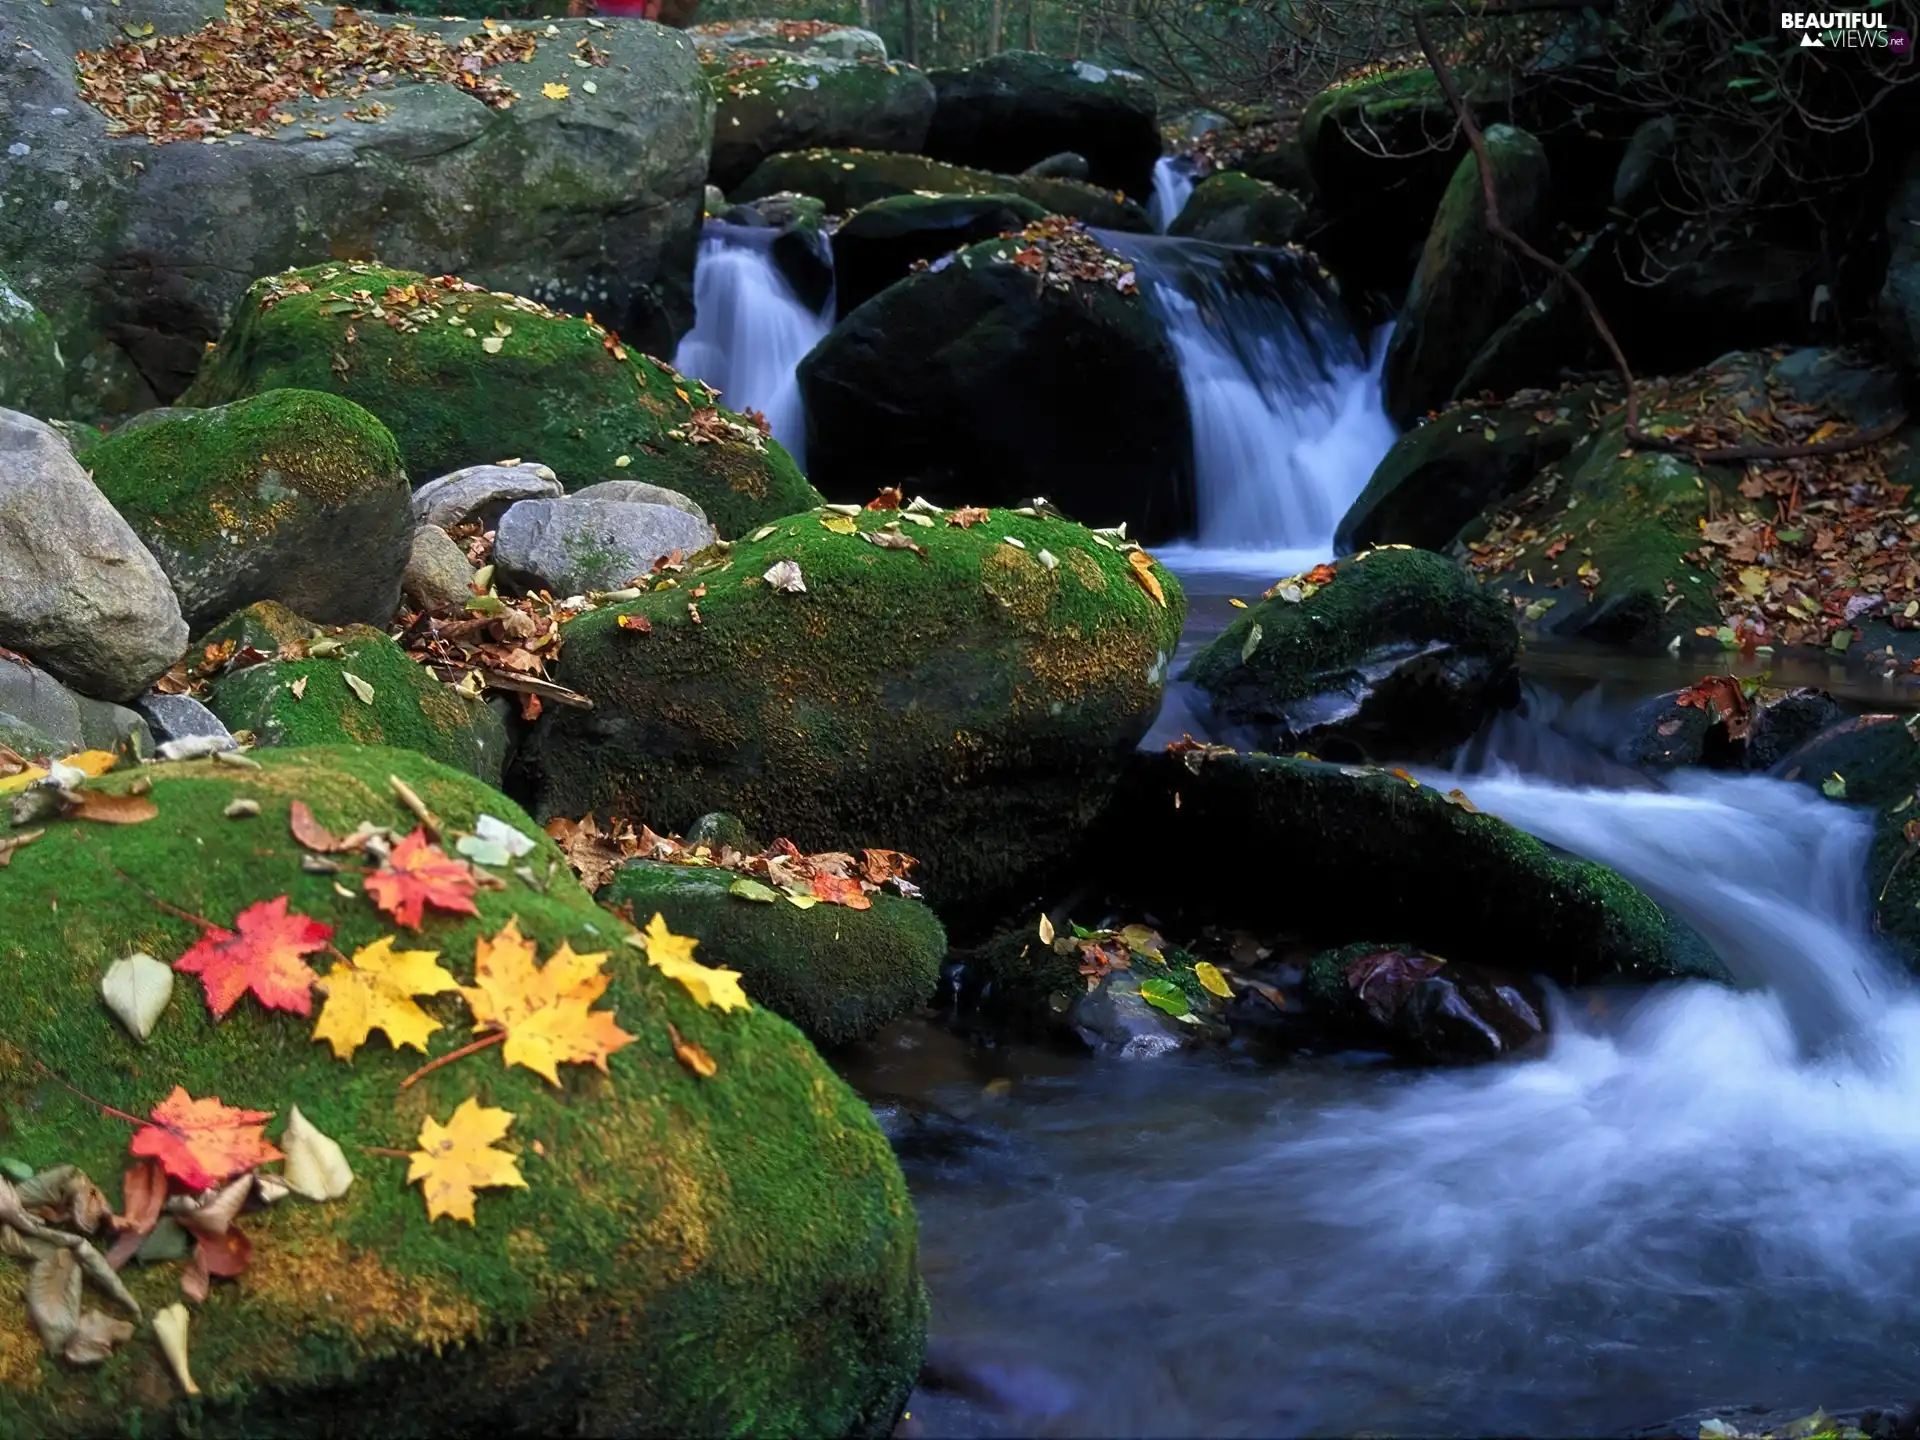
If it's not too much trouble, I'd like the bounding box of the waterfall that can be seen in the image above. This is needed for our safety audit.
[1147,155,1196,233]
[672,222,832,466]
[1103,233,1398,572]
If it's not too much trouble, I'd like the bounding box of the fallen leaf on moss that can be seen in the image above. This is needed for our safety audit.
[312,937,461,1061]
[1138,977,1189,1016]
[463,919,636,1085]
[947,506,990,528]
[729,877,778,903]
[291,675,309,701]
[288,800,357,853]
[1128,551,1165,607]
[106,1160,167,1269]
[637,912,750,1012]
[280,1107,353,1202]
[69,790,158,825]
[820,514,858,536]
[865,486,903,511]
[101,954,172,1043]
[174,896,332,1019]
[667,1022,718,1078]
[616,613,653,633]
[153,1302,198,1396]
[0,828,43,866]
[130,1088,282,1192]
[764,558,806,592]
[365,829,481,929]
[341,670,375,705]
[408,1097,526,1224]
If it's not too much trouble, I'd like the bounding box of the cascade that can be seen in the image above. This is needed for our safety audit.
[1147,154,1196,232]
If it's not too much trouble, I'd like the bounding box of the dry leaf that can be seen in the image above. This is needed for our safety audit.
[407,1097,527,1224]
[174,896,331,1018]
[70,791,158,825]
[1128,551,1165,606]
[667,1022,717,1078]
[312,937,460,1060]
[364,829,480,929]
[461,919,635,1085]
[101,954,173,1043]
[129,1088,282,1192]
[341,671,375,705]
[638,912,750,1012]
[280,1106,353,1202]
[763,559,806,593]
[153,1302,198,1395]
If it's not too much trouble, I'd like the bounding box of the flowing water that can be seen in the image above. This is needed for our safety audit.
[1148,155,1198,234]
[672,222,831,464]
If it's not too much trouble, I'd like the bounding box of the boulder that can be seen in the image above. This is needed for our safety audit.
[691,19,889,61]
[202,607,510,785]
[0,652,151,759]
[568,479,709,522]
[0,408,187,701]
[412,464,563,531]
[799,236,1194,541]
[601,860,944,1045]
[1165,171,1306,248]
[1303,942,1545,1064]
[1450,231,1610,402]
[830,192,1048,319]
[923,52,1158,199]
[129,690,232,748]
[1102,747,1726,986]
[701,39,935,192]
[733,149,1153,232]
[0,5,714,417]
[493,497,716,597]
[1884,149,1920,374]
[402,525,479,614]
[0,271,64,417]
[0,743,925,1435]
[530,509,1185,910]
[78,390,413,634]
[1616,682,1843,774]
[1021,152,1089,182]
[1383,125,1552,428]
[1182,548,1519,761]
[181,263,820,538]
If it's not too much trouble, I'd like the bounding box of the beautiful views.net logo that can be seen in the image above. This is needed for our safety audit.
[1778,9,1911,52]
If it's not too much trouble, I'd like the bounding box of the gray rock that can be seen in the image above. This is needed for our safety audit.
[494,498,715,597]
[0,408,187,700]
[130,691,231,747]
[403,524,477,613]
[1069,975,1203,1059]
[0,271,64,417]
[412,464,564,530]
[696,20,891,62]
[706,48,935,192]
[0,7,715,420]
[567,480,708,523]
[0,652,152,757]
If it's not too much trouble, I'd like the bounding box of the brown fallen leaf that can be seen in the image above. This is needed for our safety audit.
[288,800,356,853]
[1127,550,1165,607]
[0,828,44,867]
[106,1160,167,1270]
[947,506,990,528]
[70,791,158,825]
[668,1022,717,1079]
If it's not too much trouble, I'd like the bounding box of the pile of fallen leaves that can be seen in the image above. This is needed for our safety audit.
[74,1,544,145]
[546,813,922,909]
[1033,913,1238,1017]
[997,217,1139,297]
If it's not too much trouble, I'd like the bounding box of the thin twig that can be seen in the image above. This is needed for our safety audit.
[398,1030,505,1091]
[30,1060,147,1129]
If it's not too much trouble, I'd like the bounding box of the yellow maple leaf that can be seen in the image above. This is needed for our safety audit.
[311,936,460,1061]
[407,1097,526,1224]
[541,82,569,100]
[462,918,636,1086]
[638,912,751,1012]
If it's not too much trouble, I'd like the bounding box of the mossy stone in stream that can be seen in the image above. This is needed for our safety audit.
[1166,171,1306,247]
[601,860,944,1045]
[703,47,936,192]
[533,509,1185,912]
[0,744,925,1437]
[830,192,1048,318]
[952,927,1216,1040]
[1303,941,1546,1063]
[181,263,820,539]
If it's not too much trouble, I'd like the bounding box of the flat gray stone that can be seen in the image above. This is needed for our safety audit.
[131,691,232,747]
[403,524,477,613]
[494,497,715,597]
[567,480,708,524]
[412,464,563,530]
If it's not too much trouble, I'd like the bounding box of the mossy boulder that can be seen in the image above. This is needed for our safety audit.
[78,389,412,634]
[1183,548,1519,761]
[0,744,925,1436]
[1102,747,1726,987]
[799,237,1194,540]
[202,609,510,785]
[732,149,1153,232]
[1166,171,1306,247]
[1382,125,1552,428]
[0,272,64,417]
[703,46,935,192]
[601,860,944,1045]
[830,192,1048,319]
[531,509,1185,912]
[180,264,820,539]
[923,52,1159,198]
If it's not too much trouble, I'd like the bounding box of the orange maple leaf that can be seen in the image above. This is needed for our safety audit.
[808,872,872,910]
[173,895,331,1018]
[946,506,990,528]
[365,829,481,929]
[129,1086,282,1191]
[461,918,636,1086]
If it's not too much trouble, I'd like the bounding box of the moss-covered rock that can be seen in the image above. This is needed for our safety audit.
[1382,125,1552,428]
[732,148,1153,231]
[203,610,510,785]
[601,860,943,1045]
[180,264,819,539]
[0,272,64,417]
[800,236,1193,540]
[78,389,412,634]
[830,192,1048,318]
[1183,548,1519,761]
[1166,171,1306,247]
[923,51,1160,198]
[531,509,1185,912]
[0,744,924,1436]
[1102,748,1726,987]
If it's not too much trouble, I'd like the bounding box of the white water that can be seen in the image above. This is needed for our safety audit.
[1147,155,1196,233]
[672,223,831,465]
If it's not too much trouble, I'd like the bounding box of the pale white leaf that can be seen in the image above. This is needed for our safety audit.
[101,954,172,1043]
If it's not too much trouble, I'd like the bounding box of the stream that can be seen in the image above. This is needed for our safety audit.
[675,225,1920,1437]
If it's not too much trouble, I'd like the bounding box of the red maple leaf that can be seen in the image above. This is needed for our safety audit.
[808,872,873,910]
[174,895,332,1018]
[129,1087,283,1191]
[365,828,481,929]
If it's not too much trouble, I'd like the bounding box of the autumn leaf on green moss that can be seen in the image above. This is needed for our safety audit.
[460,919,636,1085]
[311,937,461,1061]
[636,912,750,1012]
[408,1098,526,1224]
[174,896,331,1019]
[365,829,481,929]
[129,1088,282,1192]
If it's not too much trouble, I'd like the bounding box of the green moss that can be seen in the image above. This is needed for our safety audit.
[199,602,321,657]
[0,745,924,1436]
[601,861,944,1046]
[206,617,509,785]
[1166,171,1305,246]
[0,273,65,418]
[180,265,820,538]
[732,149,1151,230]
[538,509,1185,910]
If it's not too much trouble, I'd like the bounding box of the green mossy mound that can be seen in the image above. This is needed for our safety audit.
[830,192,1048,318]
[180,264,820,539]
[1182,548,1518,759]
[534,509,1185,911]
[0,272,64,418]
[1166,171,1306,247]
[732,148,1153,231]
[203,608,510,785]
[1103,748,1726,987]
[601,861,944,1046]
[703,48,935,192]
[79,389,412,633]
[0,745,924,1437]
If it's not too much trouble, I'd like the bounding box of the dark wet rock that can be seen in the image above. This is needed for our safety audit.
[1068,973,1222,1058]
[831,192,1048,319]
[1304,942,1546,1063]
[412,463,563,530]
[1166,171,1306,248]
[1182,548,1519,762]
[800,235,1194,540]
[1886,149,1920,374]
[1617,691,1725,770]
[1624,682,1845,774]
[1745,687,1845,772]
[0,271,64,418]
[1021,151,1089,181]
[923,51,1158,197]
[714,195,834,313]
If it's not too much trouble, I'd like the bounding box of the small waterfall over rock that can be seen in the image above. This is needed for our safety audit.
[1103,233,1397,571]
[1147,155,1196,233]
[673,222,832,466]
